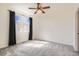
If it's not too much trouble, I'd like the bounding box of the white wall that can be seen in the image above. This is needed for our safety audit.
[33,4,76,46]
[0,3,78,51]
[0,4,10,48]
[0,3,33,49]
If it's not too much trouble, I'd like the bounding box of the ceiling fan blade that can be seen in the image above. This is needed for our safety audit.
[40,9,45,13]
[29,8,37,9]
[34,9,39,14]
[42,6,50,9]
[37,3,40,8]
[34,11,37,14]
[42,10,45,13]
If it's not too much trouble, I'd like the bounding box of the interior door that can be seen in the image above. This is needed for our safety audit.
[75,8,79,51]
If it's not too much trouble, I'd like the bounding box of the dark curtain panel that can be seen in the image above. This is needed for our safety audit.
[29,17,32,40]
[9,11,16,46]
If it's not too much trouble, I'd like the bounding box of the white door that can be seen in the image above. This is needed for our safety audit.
[74,8,79,51]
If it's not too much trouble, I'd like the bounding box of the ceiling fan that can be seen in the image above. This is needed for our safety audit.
[29,3,50,14]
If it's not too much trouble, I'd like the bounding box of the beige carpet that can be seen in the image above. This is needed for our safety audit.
[0,40,79,56]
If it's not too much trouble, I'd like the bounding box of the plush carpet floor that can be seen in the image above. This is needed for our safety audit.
[0,40,79,56]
